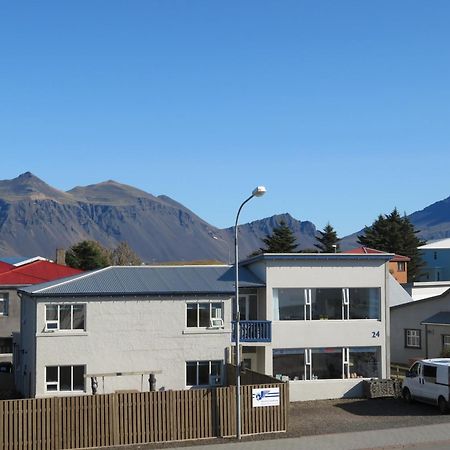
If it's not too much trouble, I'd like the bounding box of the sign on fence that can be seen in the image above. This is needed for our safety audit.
[252,387,280,407]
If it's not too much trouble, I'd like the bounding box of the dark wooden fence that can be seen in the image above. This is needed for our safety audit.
[0,383,288,450]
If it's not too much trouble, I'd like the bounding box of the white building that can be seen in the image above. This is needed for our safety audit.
[16,253,393,401]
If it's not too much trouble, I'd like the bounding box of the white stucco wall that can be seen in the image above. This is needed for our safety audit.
[28,295,232,398]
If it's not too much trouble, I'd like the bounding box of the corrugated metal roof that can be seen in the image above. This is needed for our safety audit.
[0,261,82,286]
[20,265,265,297]
[421,312,450,326]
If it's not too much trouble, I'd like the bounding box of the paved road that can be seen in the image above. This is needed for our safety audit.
[165,423,450,450]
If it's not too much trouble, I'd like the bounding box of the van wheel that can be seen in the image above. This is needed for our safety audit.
[438,396,448,414]
[403,387,413,403]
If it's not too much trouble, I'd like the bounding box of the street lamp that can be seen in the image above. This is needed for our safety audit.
[234,185,266,439]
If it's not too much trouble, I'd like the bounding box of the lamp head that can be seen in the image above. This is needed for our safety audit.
[252,186,267,197]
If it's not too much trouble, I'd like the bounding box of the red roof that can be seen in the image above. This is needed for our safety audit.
[0,261,14,274]
[346,247,410,262]
[0,261,83,286]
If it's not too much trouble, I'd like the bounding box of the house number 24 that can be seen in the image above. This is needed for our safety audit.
[372,331,380,338]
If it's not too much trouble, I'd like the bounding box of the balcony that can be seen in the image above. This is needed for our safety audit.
[231,320,272,343]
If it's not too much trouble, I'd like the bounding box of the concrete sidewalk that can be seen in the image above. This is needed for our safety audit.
[168,422,450,450]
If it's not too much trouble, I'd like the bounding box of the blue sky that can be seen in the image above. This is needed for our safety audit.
[1,1,449,236]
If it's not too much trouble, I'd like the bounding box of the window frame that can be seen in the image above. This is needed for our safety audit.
[273,287,381,321]
[45,304,86,331]
[185,360,223,387]
[45,365,86,392]
[273,346,381,381]
[186,301,224,329]
[405,329,421,349]
[0,293,9,316]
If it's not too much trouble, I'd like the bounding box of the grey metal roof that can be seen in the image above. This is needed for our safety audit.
[19,265,264,297]
[421,312,450,326]
[242,252,394,265]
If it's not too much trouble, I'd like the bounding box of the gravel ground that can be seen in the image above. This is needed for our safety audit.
[118,397,450,449]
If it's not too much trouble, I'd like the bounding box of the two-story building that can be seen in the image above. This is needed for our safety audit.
[16,253,394,401]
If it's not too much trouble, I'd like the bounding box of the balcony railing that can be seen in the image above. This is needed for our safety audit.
[231,320,272,343]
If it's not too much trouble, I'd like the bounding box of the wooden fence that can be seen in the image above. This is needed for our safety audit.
[0,383,288,450]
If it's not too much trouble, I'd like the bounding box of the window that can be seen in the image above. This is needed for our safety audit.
[0,337,12,354]
[45,365,85,392]
[273,348,305,381]
[273,287,380,321]
[443,335,450,354]
[0,294,9,316]
[397,261,406,272]
[273,347,382,381]
[311,348,342,379]
[346,347,380,379]
[423,364,437,383]
[185,360,222,386]
[45,304,85,331]
[273,289,305,320]
[186,302,223,328]
[405,329,421,348]
[348,288,380,320]
[311,289,342,320]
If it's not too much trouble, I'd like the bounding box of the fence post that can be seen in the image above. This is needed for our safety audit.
[111,394,120,446]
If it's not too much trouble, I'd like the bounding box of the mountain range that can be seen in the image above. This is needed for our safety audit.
[0,172,449,262]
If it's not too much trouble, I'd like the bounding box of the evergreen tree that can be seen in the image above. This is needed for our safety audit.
[260,220,299,253]
[315,223,340,253]
[66,240,111,270]
[357,208,426,281]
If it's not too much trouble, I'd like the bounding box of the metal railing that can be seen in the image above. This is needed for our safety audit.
[231,320,272,343]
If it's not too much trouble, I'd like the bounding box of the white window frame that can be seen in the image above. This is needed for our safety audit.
[186,301,224,328]
[45,304,86,331]
[274,288,381,322]
[45,365,86,392]
[405,329,421,348]
[185,360,223,387]
[0,294,9,316]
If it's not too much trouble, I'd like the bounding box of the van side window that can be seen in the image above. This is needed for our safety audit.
[409,362,420,377]
[423,365,437,383]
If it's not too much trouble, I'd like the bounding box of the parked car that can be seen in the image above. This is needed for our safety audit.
[402,358,450,413]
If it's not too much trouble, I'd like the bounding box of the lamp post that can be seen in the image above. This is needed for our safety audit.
[234,185,266,439]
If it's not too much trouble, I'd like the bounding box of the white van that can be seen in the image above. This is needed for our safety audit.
[402,358,450,413]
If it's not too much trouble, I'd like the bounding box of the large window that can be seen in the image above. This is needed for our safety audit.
[45,365,85,392]
[273,347,381,381]
[311,289,342,320]
[273,349,305,381]
[46,304,85,331]
[405,329,421,348]
[185,360,222,387]
[348,288,380,319]
[186,302,223,328]
[0,294,9,316]
[347,347,380,378]
[273,288,381,321]
[311,348,342,379]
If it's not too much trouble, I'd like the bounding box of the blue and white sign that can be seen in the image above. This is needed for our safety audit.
[252,387,280,407]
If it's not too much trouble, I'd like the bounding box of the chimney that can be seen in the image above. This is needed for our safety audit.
[56,248,66,266]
